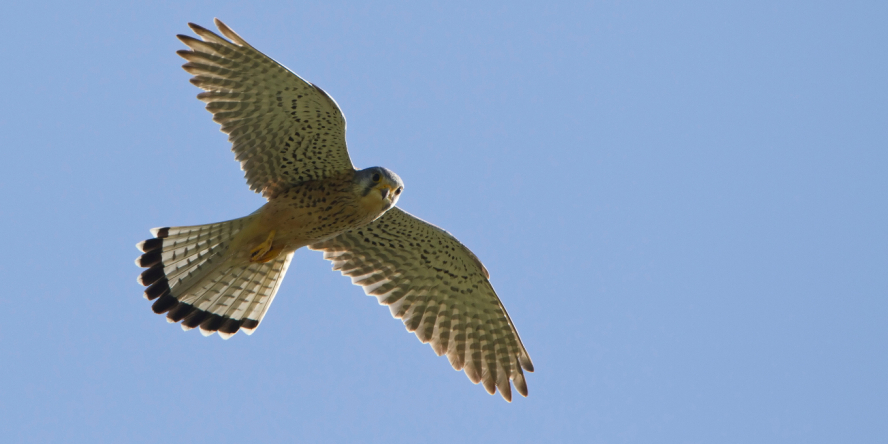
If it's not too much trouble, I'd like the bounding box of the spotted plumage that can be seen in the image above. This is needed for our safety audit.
[135,19,533,401]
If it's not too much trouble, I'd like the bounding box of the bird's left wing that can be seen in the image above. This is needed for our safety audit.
[309,207,534,401]
[177,19,354,198]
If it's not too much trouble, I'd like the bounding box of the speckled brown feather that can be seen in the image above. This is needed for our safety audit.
[310,207,534,401]
[177,19,355,199]
[250,172,381,249]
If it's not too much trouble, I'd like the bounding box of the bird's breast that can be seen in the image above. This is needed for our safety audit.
[247,177,386,254]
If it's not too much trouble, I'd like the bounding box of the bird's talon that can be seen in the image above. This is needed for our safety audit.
[250,230,277,263]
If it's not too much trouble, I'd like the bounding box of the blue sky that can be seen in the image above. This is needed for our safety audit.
[1,1,886,443]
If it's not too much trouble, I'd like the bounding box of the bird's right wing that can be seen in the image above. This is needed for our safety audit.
[309,207,534,402]
[177,19,354,198]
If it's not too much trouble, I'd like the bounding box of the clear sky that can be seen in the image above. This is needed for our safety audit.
[1,1,886,443]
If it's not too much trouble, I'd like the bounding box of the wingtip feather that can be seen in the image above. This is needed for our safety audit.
[499,383,513,402]
[187,22,208,33]
[513,372,528,397]
[519,354,534,372]
[213,18,248,46]
[176,34,196,44]
[464,361,482,384]
[482,377,496,395]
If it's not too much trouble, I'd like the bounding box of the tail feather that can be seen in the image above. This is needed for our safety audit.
[135,216,292,339]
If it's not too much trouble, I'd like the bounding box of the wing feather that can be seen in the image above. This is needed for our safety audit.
[309,207,533,401]
[178,19,354,198]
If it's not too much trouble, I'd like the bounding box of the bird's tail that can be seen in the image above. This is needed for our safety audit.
[135,215,293,339]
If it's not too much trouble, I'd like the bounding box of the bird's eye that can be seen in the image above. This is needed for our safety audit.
[395,187,402,195]
[372,173,381,182]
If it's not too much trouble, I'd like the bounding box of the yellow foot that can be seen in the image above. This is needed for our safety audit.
[249,230,279,263]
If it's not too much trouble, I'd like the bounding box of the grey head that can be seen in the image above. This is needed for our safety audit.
[355,166,404,209]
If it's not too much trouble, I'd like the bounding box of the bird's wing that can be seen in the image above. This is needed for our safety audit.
[309,207,534,401]
[177,19,354,199]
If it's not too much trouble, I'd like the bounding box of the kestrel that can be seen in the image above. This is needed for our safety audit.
[135,19,534,401]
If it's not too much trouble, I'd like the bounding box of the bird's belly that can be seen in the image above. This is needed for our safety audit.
[235,186,383,260]
[265,204,364,249]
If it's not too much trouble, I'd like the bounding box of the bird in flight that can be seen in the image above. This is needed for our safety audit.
[135,19,533,401]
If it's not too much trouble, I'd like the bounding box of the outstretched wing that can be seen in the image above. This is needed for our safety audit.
[177,19,354,198]
[309,207,534,401]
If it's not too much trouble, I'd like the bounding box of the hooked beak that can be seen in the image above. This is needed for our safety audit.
[378,184,395,200]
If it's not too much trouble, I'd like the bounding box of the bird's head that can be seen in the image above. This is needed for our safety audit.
[354,166,404,211]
